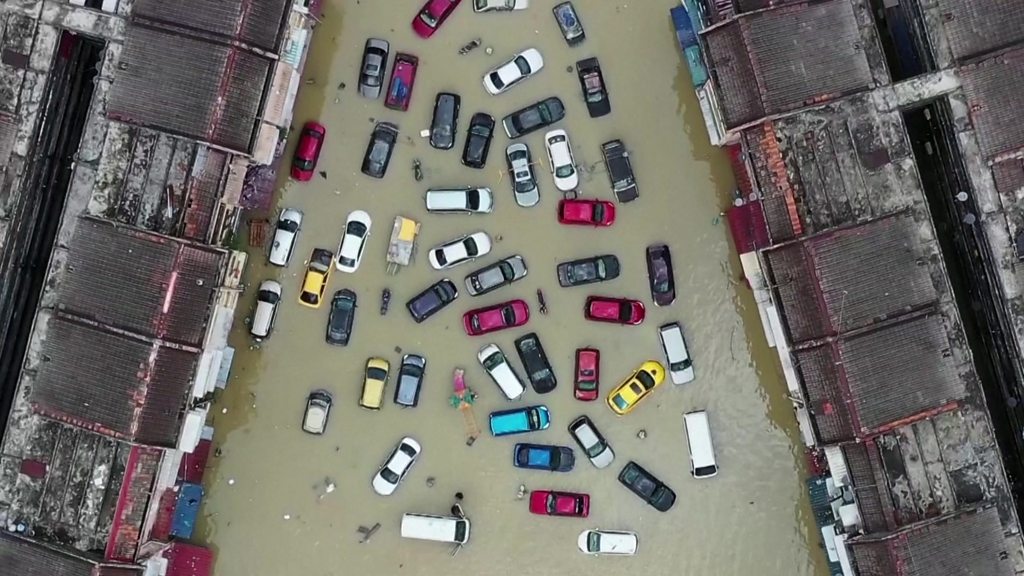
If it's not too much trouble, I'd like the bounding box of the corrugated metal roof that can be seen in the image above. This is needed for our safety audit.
[960,47,1024,160]
[132,0,291,52]
[936,0,1024,62]
[0,532,116,576]
[59,218,224,347]
[705,21,763,127]
[107,24,273,154]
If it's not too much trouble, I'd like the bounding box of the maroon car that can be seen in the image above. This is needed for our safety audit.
[463,299,530,336]
[646,244,675,306]
[385,53,419,111]
[574,348,600,401]
[557,199,615,226]
[584,296,645,325]
[529,490,590,517]
[291,121,326,181]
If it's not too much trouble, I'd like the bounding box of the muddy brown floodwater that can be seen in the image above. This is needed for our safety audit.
[197,2,830,575]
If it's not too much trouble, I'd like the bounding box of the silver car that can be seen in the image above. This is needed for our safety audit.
[505,143,539,207]
[358,38,390,99]
[464,255,528,296]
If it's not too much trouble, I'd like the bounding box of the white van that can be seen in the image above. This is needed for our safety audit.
[425,187,494,214]
[268,208,303,266]
[659,322,695,384]
[250,280,282,341]
[683,410,718,478]
[477,343,526,400]
[400,513,471,544]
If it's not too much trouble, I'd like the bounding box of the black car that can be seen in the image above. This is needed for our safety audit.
[556,254,620,287]
[406,278,459,323]
[358,38,390,99]
[326,289,357,345]
[576,57,610,117]
[646,244,676,306]
[462,113,495,168]
[502,97,565,139]
[395,354,426,407]
[601,139,638,202]
[617,461,676,512]
[430,92,460,150]
[361,121,399,178]
[513,443,575,472]
[553,1,585,46]
[515,332,557,393]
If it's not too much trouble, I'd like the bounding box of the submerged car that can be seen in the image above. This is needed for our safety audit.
[489,405,550,436]
[483,48,544,95]
[557,255,620,287]
[372,436,422,495]
[478,343,527,400]
[406,278,459,323]
[462,112,495,169]
[464,255,528,296]
[552,1,585,46]
[291,121,326,181]
[301,390,333,435]
[298,248,333,309]
[463,299,529,336]
[617,461,676,512]
[428,231,492,270]
[646,244,676,306]
[505,143,539,207]
[607,361,665,416]
[474,0,528,11]
[395,354,426,407]
[584,296,645,325]
[529,490,589,518]
[577,530,638,556]
[573,347,599,401]
[601,139,638,202]
[568,415,614,469]
[558,199,615,226]
[268,208,303,266]
[358,38,390,99]
[336,210,371,273]
[325,289,357,346]
[413,0,462,38]
[515,332,556,394]
[576,57,610,117]
[502,97,565,139]
[514,443,575,472]
[360,357,391,410]
[385,52,419,110]
[430,92,460,150]
[544,130,578,191]
[361,122,398,178]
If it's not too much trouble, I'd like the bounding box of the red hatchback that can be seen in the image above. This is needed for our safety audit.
[529,490,590,518]
[585,296,645,325]
[463,299,529,336]
[412,0,462,38]
[557,199,616,226]
[574,348,600,401]
[385,53,419,111]
[291,121,326,181]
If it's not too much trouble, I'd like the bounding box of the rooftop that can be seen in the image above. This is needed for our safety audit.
[131,0,291,52]
[0,531,140,576]
[934,0,1024,63]
[960,46,1024,160]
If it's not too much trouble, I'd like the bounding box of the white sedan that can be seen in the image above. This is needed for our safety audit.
[336,210,371,273]
[577,530,638,556]
[474,0,528,12]
[483,48,543,95]
[428,231,492,270]
[268,208,303,267]
[544,129,578,192]
[372,436,421,496]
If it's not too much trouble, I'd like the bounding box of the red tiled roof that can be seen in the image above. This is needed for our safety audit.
[165,543,213,576]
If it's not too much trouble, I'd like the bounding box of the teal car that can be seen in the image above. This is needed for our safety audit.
[489,405,550,437]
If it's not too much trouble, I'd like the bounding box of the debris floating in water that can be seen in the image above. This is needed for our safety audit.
[227,478,235,486]
[637,429,647,440]
[516,484,527,500]
[425,476,436,487]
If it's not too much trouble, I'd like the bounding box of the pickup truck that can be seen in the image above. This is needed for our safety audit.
[601,139,639,203]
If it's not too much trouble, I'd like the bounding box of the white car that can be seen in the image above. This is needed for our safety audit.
[568,415,615,469]
[372,436,422,496]
[477,343,526,400]
[336,210,372,272]
[268,208,303,266]
[474,0,528,12]
[659,322,695,384]
[577,530,638,556]
[544,129,578,192]
[428,231,492,270]
[425,187,494,214]
[483,48,543,95]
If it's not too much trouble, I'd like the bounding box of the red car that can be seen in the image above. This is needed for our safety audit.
[291,121,326,181]
[574,348,600,401]
[463,299,529,336]
[557,199,616,226]
[529,490,590,518]
[412,0,462,38]
[585,296,645,325]
[385,53,419,111]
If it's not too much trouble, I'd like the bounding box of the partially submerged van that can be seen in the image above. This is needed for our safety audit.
[659,322,695,384]
[250,280,282,341]
[400,513,470,544]
[489,405,550,437]
[683,410,718,478]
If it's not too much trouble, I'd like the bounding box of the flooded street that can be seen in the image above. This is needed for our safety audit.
[198,1,828,574]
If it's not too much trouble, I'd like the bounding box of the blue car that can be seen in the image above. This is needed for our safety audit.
[513,443,575,472]
[489,405,550,437]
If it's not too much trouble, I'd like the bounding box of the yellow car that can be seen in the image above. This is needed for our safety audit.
[360,357,391,410]
[298,248,334,308]
[607,361,666,415]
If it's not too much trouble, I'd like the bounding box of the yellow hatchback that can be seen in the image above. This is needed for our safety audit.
[298,248,334,309]
[360,357,391,410]
[607,361,666,415]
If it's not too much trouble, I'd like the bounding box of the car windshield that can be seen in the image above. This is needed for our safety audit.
[612,395,629,410]
[618,304,633,322]
[595,259,607,278]
[347,221,367,236]
[294,157,314,171]
[577,379,597,391]
[418,8,439,27]
[434,250,448,266]
[592,204,605,221]
[483,351,505,370]
[546,493,558,513]
[466,190,480,210]
[636,370,656,389]
[258,289,280,304]
[399,443,417,457]
[464,237,479,256]
[514,174,534,193]
[671,358,692,371]
[514,55,530,75]
[695,464,718,477]
[339,255,356,268]
[555,163,575,178]
[488,71,505,90]
[366,367,388,381]
[587,532,601,552]
[501,306,516,324]
[300,291,319,305]
[528,409,539,428]
[380,467,400,484]
[585,439,604,458]
[277,219,299,233]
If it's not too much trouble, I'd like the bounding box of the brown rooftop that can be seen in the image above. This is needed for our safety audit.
[960,46,1024,160]
[132,0,291,52]
[936,0,1024,63]
[0,531,141,576]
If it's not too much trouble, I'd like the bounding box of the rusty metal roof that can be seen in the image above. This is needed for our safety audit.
[935,0,1024,62]
[59,218,224,347]
[132,0,291,52]
[960,47,1024,160]
[29,316,199,447]
[0,532,141,576]
[107,24,273,154]
[703,0,873,128]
